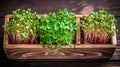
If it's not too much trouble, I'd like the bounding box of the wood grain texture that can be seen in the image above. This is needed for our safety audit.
[5,48,115,60]
[76,17,81,44]
[3,15,10,46]
[0,0,120,61]
[4,44,116,49]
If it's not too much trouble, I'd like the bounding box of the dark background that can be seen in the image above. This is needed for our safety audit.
[0,0,120,67]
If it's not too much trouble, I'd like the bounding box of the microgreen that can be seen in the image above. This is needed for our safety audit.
[7,8,40,44]
[80,10,118,44]
[39,8,78,50]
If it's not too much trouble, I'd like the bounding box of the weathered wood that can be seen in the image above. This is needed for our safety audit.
[4,44,116,49]
[5,48,115,59]
[111,26,117,44]
[4,15,10,46]
[76,17,81,44]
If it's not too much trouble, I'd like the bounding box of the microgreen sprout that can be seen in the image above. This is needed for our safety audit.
[80,10,118,44]
[39,8,78,50]
[7,8,40,44]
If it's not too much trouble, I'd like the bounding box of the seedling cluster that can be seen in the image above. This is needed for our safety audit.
[80,10,118,44]
[6,8,78,50]
[39,8,78,50]
[7,9,39,44]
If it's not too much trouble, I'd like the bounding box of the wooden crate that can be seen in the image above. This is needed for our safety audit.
[3,14,117,60]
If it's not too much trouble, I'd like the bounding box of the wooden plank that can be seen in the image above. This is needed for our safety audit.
[74,44,116,48]
[76,15,83,18]
[116,46,120,49]
[4,44,43,49]
[4,44,116,49]
[5,14,12,18]
[76,17,81,44]
[4,15,11,46]
[111,26,117,45]
[5,48,115,59]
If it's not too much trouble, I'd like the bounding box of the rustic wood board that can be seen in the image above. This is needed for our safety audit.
[5,48,115,60]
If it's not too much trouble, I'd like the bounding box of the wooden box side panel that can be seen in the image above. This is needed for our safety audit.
[76,15,82,44]
[111,26,117,45]
[4,14,12,46]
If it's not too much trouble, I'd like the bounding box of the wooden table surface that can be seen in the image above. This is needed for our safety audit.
[0,0,120,67]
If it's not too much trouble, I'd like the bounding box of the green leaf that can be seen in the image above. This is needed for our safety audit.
[56,44,62,50]
[48,45,53,50]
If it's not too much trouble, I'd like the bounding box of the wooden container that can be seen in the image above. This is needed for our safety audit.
[3,14,117,60]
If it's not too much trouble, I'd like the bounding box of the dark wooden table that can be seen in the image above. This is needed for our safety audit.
[1,60,120,67]
[0,0,120,67]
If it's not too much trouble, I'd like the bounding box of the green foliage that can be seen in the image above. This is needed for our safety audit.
[80,9,118,36]
[39,8,78,50]
[7,8,40,41]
